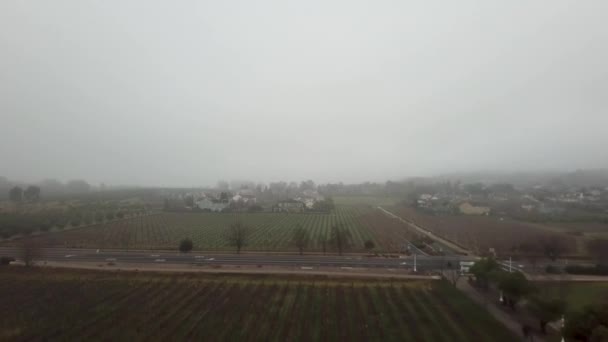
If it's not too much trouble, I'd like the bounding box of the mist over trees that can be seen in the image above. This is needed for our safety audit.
[1,177,92,200]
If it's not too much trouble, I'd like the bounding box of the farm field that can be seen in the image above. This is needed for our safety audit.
[20,206,419,253]
[333,195,400,207]
[390,206,578,257]
[0,267,517,341]
[537,281,608,312]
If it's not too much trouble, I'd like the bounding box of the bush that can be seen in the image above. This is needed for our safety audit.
[179,238,193,253]
[565,264,608,276]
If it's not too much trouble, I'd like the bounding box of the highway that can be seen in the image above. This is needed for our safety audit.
[0,247,477,271]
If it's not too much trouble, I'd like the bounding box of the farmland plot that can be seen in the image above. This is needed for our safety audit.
[26,206,418,253]
[0,268,517,341]
[391,206,578,256]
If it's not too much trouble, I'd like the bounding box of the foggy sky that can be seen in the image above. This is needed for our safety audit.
[2,1,607,187]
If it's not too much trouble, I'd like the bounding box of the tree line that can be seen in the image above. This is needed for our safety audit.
[178,223,375,256]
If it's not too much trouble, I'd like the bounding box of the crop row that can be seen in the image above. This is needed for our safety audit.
[28,206,423,253]
[0,268,517,341]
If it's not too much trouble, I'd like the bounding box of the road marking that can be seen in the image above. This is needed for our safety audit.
[207,258,215,261]
[300,266,313,270]
[105,258,117,262]
[150,254,160,257]
[155,259,166,262]
[65,255,76,258]
[194,256,205,259]
[340,267,353,270]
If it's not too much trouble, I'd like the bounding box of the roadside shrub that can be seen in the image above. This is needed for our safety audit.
[565,265,608,276]
[179,238,193,253]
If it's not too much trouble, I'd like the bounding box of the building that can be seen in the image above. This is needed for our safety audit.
[195,198,229,212]
[273,199,305,213]
[460,261,475,274]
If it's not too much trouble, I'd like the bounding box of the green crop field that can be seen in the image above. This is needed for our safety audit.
[26,205,418,253]
[0,268,517,341]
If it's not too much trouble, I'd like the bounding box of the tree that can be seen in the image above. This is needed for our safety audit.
[226,222,249,254]
[65,180,91,194]
[105,212,115,221]
[23,185,41,202]
[445,259,462,286]
[292,225,310,255]
[94,212,104,223]
[82,213,92,225]
[39,222,51,232]
[121,228,132,252]
[320,235,328,255]
[541,237,565,262]
[518,242,540,270]
[313,197,335,212]
[19,237,43,267]
[220,192,229,202]
[179,238,193,253]
[464,183,486,196]
[470,257,500,289]
[299,180,316,191]
[364,239,375,252]
[70,217,81,227]
[9,186,23,202]
[564,303,608,342]
[497,271,534,310]
[528,295,567,334]
[184,195,194,208]
[591,325,608,342]
[329,224,352,256]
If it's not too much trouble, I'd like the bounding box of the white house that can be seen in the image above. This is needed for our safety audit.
[195,198,229,212]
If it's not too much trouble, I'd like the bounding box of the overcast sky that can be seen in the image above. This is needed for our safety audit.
[1,1,607,186]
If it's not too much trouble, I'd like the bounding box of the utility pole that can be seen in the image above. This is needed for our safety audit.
[414,250,417,272]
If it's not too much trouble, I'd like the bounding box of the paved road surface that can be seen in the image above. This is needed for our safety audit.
[0,247,476,270]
